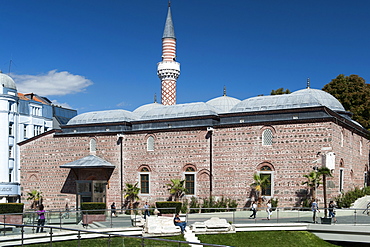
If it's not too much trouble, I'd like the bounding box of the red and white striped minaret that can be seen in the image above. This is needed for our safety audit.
[157,2,180,105]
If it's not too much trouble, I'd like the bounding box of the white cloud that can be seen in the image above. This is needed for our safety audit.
[50,100,73,110]
[11,70,93,96]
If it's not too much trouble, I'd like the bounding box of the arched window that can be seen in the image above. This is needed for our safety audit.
[184,166,196,195]
[90,139,96,152]
[262,129,273,146]
[140,167,150,194]
[147,136,154,151]
[259,165,274,197]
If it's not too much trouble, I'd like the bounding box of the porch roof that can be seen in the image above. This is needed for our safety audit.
[60,155,115,169]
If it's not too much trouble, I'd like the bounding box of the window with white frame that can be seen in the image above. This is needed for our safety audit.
[140,167,150,194]
[31,105,42,116]
[33,125,42,136]
[259,165,273,196]
[147,136,154,151]
[262,129,273,146]
[24,125,28,139]
[339,169,344,192]
[184,167,196,195]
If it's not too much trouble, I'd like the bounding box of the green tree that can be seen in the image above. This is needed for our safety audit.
[318,167,333,218]
[302,171,321,200]
[323,74,370,130]
[26,190,43,209]
[166,179,188,201]
[123,182,140,211]
[270,88,291,95]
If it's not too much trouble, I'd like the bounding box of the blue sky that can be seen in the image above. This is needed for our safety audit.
[1,0,369,114]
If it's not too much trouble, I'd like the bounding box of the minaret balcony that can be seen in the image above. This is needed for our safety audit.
[157,61,180,71]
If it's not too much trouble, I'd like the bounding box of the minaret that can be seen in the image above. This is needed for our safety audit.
[157,2,180,105]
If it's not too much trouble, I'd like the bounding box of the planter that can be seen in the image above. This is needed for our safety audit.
[82,214,106,225]
[0,214,23,225]
[320,217,332,224]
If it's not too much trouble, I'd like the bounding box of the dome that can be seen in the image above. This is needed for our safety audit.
[133,102,163,117]
[0,73,16,90]
[291,88,345,112]
[231,88,345,113]
[67,109,138,125]
[140,102,218,120]
[206,95,241,113]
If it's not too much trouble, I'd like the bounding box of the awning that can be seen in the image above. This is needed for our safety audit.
[60,155,115,169]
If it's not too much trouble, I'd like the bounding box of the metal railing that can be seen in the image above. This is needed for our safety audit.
[0,223,231,247]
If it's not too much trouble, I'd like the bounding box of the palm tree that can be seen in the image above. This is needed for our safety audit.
[250,173,270,205]
[123,182,140,212]
[302,171,322,199]
[26,190,43,209]
[318,167,333,218]
[166,179,188,201]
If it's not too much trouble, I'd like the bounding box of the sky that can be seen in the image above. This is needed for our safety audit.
[1,0,370,114]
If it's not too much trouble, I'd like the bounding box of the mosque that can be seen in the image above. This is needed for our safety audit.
[19,5,369,209]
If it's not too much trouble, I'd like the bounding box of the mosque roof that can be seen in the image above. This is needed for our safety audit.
[67,109,138,125]
[139,102,219,120]
[230,88,345,113]
[66,87,349,126]
[0,72,17,90]
[206,95,241,113]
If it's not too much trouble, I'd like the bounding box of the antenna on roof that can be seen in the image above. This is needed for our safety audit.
[306,78,310,89]
[154,93,157,103]
[8,59,13,74]
[168,0,171,7]
[223,86,227,96]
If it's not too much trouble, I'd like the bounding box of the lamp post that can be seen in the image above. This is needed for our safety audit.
[117,134,124,213]
[206,127,214,199]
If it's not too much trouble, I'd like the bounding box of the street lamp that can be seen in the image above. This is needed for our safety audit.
[117,134,124,213]
[206,127,214,199]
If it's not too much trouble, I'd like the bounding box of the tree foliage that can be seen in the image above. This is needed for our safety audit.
[322,74,370,130]
[166,179,188,201]
[123,182,140,210]
[250,173,270,199]
[270,88,291,95]
[26,190,43,209]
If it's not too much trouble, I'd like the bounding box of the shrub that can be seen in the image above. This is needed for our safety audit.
[181,199,188,213]
[271,198,279,209]
[335,187,370,208]
[189,196,200,213]
[228,199,238,211]
[155,201,182,214]
[0,203,24,214]
[81,202,106,214]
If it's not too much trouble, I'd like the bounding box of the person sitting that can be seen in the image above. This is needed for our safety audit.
[173,213,186,233]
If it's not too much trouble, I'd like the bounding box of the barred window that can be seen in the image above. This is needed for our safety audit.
[185,167,195,195]
[140,167,150,194]
[147,136,154,151]
[262,129,273,146]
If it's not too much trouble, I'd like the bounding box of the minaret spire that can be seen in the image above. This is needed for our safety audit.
[157,3,180,105]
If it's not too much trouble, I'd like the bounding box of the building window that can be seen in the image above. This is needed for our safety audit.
[259,165,273,197]
[33,125,42,136]
[340,131,344,147]
[360,140,363,156]
[339,169,344,192]
[185,167,195,195]
[147,136,154,151]
[9,146,13,158]
[90,139,96,152]
[31,105,42,116]
[140,167,150,194]
[24,125,28,139]
[262,129,273,146]
[9,123,13,136]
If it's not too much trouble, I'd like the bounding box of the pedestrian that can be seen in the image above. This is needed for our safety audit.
[144,202,150,219]
[62,202,70,219]
[36,204,46,233]
[173,213,186,233]
[266,200,272,220]
[328,200,337,223]
[249,201,257,219]
[311,198,320,223]
[111,202,117,217]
